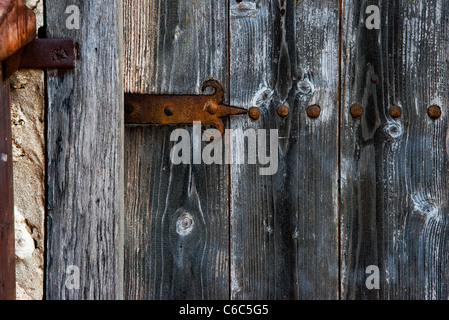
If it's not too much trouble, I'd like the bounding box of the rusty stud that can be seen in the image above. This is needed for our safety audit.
[350,104,364,118]
[205,103,219,115]
[249,107,261,120]
[277,105,290,118]
[389,105,402,118]
[307,105,321,119]
[125,103,134,115]
[428,105,442,120]
[164,106,174,116]
[371,76,378,84]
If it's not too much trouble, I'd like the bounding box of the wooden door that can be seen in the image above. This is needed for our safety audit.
[123,0,339,300]
[340,0,449,299]
[44,0,449,300]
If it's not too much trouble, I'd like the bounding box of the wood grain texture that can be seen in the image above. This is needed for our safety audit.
[340,0,449,299]
[123,0,229,300]
[229,0,340,299]
[0,66,15,300]
[45,0,124,300]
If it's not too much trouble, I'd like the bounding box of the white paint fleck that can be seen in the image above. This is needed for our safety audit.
[173,26,181,40]
[1,153,7,162]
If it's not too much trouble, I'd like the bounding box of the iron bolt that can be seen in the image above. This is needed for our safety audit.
[277,105,290,118]
[164,106,174,116]
[350,104,363,118]
[249,107,261,120]
[389,105,402,118]
[125,103,134,115]
[206,103,219,115]
[307,105,321,119]
[428,105,442,120]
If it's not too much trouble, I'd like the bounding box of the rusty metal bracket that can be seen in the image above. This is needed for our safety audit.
[125,80,247,134]
[2,38,76,80]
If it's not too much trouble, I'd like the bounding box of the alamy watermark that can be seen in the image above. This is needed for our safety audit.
[365,265,380,290]
[65,5,80,30]
[65,265,80,290]
[366,5,380,30]
[170,122,279,176]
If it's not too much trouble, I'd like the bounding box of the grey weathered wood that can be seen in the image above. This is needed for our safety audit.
[340,0,449,299]
[45,0,124,300]
[229,0,340,299]
[123,0,229,300]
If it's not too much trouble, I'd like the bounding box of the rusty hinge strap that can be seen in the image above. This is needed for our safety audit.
[125,80,247,134]
[2,38,76,80]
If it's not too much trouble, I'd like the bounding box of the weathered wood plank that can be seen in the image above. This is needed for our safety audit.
[229,0,340,299]
[341,0,449,299]
[45,0,124,300]
[123,0,229,300]
[0,65,15,300]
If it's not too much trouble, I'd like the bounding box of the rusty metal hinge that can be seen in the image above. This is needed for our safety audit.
[2,38,76,80]
[125,80,247,134]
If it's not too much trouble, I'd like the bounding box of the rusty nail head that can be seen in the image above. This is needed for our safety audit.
[206,103,219,115]
[125,103,134,115]
[249,107,261,120]
[371,76,378,84]
[350,104,363,118]
[164,106,174,116]
[389,105,402,118]
[428,105,442,120]
[277,105,290,117]
[307,105,321,118]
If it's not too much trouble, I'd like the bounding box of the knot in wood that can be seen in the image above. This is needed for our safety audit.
[176,213,194,236]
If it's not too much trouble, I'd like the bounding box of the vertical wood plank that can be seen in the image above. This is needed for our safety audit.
[341,0,449,299]
[45,0,124,299]
[123,0,229,300]
[0,65,16,300]
[229,0,340,299]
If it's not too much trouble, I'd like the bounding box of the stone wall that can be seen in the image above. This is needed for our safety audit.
[11,0,45,300]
